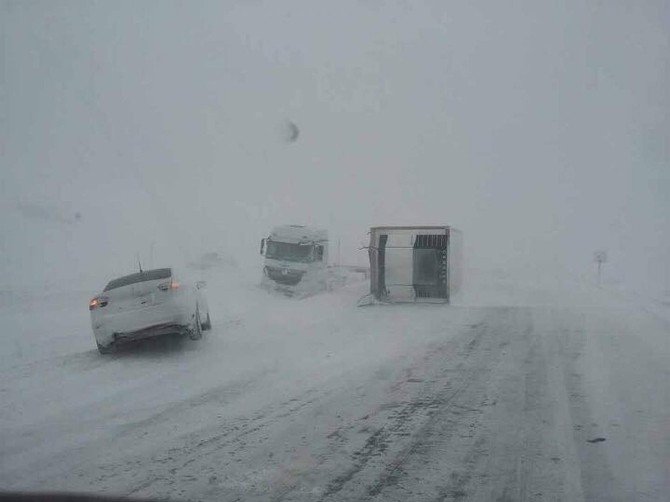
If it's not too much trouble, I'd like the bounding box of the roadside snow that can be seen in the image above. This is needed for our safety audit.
[0,266,667,500]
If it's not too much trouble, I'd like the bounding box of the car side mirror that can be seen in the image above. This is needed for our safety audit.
[260,238,265,255]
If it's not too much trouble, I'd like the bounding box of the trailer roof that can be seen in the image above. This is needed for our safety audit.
[369,225,453,231]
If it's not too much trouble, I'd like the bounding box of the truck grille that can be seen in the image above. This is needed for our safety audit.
[264,266,305,286]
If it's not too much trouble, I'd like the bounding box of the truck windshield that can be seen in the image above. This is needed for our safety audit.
[265,241,313,262]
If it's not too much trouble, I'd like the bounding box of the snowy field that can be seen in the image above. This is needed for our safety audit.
[0,266,668,501]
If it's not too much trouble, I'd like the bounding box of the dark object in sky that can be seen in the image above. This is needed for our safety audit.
[283,120,299,143]
[586,437,606,443]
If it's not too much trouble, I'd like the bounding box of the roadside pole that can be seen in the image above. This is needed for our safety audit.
[594,250,607,287]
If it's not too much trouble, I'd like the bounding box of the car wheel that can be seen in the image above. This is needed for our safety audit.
[189,308,203,340]
[97,341,113,354]
[201,312,212,331]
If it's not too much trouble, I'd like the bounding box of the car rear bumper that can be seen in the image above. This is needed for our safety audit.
[113,322,188,343]
[91,301,194,346]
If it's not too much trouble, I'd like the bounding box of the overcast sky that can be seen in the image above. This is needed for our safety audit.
[2,0,668,294]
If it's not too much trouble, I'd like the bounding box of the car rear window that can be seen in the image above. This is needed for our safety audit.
[103,268,172,291]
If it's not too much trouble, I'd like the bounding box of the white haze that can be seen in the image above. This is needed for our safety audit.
[1,0,668,297]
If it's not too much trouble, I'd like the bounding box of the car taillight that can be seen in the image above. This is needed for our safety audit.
[89,296,109,310]
[158,280,180,291]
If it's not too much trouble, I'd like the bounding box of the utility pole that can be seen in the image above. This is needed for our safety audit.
[594,250,607,287]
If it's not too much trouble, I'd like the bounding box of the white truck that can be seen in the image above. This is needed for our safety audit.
[260,225,330,296]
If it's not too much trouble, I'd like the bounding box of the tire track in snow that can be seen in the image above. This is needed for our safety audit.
[120,386,335,498]
[304,307,583,502]
[310,309,512,502]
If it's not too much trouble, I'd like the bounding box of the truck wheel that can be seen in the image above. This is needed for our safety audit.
[97,341,113,354]
[201,313,212,331]
[189,308,203,340]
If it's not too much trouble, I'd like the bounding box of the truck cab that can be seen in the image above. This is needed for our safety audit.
[260,225,329,294]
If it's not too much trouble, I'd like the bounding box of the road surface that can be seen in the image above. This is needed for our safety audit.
[1,270,668,501]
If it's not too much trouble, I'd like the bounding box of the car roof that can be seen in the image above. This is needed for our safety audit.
[103,268,172,292]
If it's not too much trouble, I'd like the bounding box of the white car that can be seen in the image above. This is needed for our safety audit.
[89,268,211,354]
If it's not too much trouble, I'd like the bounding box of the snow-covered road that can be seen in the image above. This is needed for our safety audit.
[1,269,668,501]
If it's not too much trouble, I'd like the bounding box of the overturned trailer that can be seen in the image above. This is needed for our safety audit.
[366,226,463,303]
